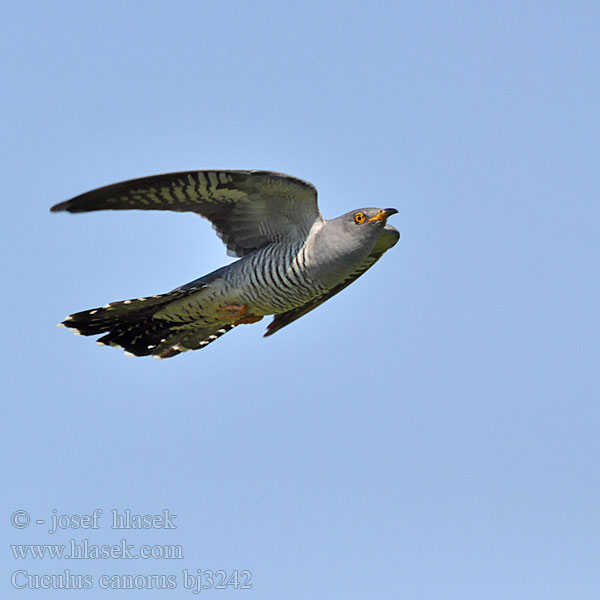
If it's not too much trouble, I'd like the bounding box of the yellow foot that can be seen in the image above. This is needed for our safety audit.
[234,315,264,325]
[217,304,263,326]
[218,304,247,320]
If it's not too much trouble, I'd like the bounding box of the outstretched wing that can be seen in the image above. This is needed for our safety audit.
[51,170,321,257]
[264,225,400,337]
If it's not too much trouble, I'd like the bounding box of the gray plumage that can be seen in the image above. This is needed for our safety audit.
[51,170,399,359]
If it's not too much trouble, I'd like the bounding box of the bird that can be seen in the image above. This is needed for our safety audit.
[51,170,399,359]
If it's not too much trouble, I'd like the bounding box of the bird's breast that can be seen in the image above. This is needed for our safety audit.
[224,242,328,314]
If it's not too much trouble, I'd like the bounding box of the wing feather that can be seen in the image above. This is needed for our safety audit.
[51,170,321,257]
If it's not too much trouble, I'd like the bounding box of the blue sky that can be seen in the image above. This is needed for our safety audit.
[2,1,599,598]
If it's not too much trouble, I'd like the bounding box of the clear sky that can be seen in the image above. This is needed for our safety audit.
[2,1,599,598]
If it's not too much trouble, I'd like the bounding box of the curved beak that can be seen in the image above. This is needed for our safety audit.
[368,208,398,223]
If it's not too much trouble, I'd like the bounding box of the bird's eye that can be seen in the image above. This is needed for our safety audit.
[354,212,366,224]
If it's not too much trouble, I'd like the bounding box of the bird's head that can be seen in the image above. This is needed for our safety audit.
[311,207,398,282]
[328,207,398,246]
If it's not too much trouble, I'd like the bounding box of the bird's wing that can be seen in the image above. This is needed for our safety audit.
[264,225,400,337]
[51,170,321,257]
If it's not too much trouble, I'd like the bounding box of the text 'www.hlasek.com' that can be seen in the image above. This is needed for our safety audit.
[9,508,253,593]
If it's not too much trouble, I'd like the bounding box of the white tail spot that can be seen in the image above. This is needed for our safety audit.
[173,344,192,353]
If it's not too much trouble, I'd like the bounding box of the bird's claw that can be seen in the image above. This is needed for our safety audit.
[218,304,247,319]
[217,304,263,325]
[234,315,263,325]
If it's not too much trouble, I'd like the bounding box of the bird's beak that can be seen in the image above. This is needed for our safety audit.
[368,208,398,223]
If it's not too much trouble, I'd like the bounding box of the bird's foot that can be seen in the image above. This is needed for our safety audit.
[234,315,263,325]
[218,304,247,319]
[218,304,263,325]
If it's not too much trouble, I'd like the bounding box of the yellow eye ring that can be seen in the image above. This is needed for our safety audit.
[354,212,366,224]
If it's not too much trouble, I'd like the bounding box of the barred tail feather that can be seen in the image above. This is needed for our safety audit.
[58,286,236,358]
[60,292,183,335]
[149,323,236,359]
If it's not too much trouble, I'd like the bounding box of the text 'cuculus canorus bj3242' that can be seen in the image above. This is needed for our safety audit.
[51,170,399,359]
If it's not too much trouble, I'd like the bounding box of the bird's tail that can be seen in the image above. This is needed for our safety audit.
[59,290,235,359]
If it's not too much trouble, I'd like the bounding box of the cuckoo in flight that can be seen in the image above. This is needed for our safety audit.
[51,170,399,359]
